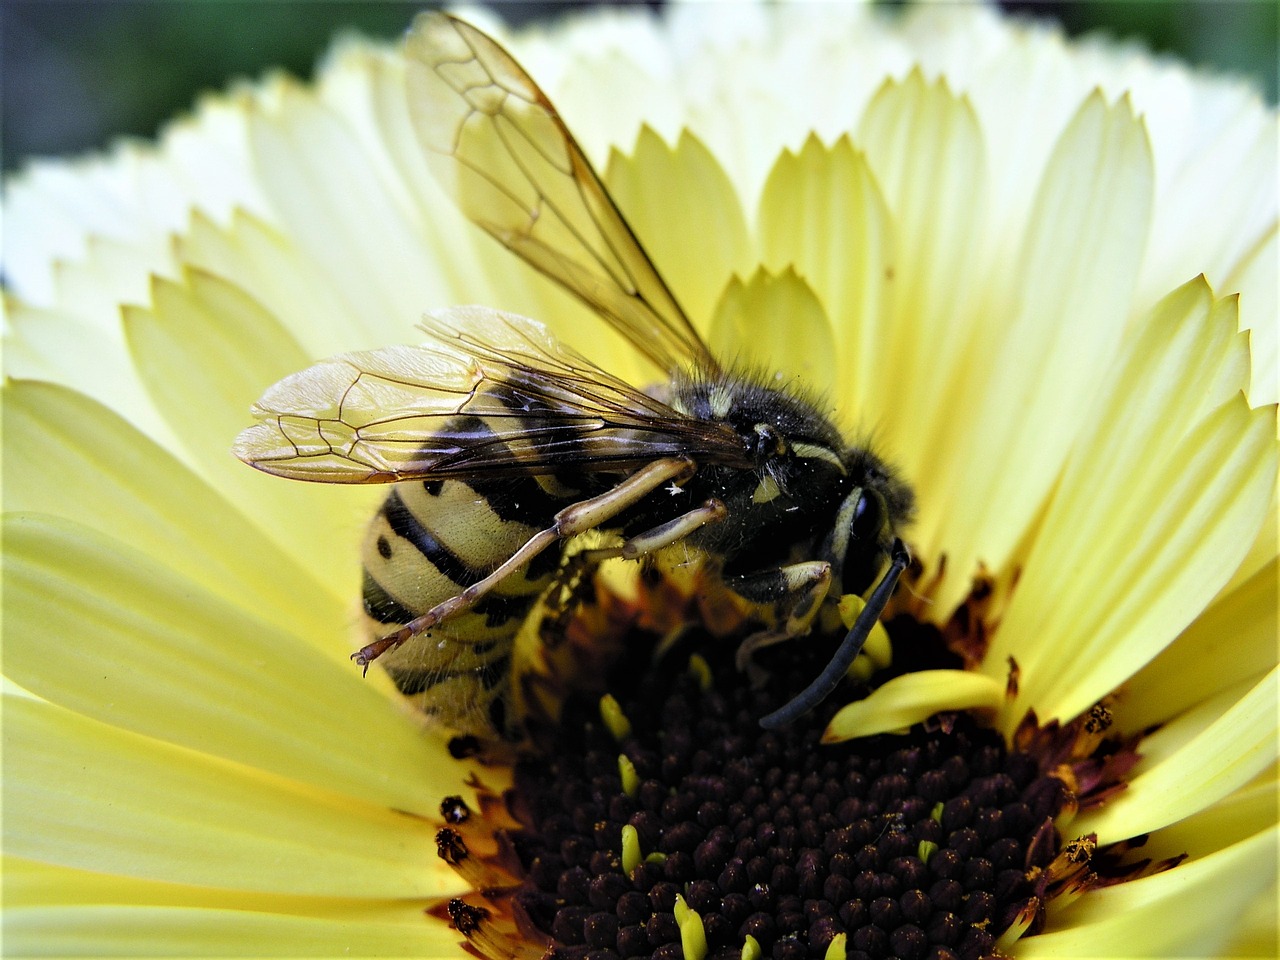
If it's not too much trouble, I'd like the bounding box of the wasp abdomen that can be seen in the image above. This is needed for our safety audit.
[360,472,574,735]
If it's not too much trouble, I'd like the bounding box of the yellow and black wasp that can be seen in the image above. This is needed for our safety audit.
[234,13,914,738]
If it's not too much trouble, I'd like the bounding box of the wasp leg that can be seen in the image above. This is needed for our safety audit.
[541,499,727,646]
[353,456,698,669]
[726,561,834,683]
[759,539,911,729]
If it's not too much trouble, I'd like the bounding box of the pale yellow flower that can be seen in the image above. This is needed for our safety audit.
[3,3,1275,957]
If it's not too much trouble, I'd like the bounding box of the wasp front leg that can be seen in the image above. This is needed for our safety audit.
[724,561,834,683]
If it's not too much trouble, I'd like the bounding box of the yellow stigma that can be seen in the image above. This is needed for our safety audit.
[621,824,643,875]
[618,754,639,798]
[674,895,708,960]
[599,694,632,741]
[687,653,713,691]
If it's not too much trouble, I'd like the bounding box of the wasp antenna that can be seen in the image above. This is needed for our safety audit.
[758,539,910,730]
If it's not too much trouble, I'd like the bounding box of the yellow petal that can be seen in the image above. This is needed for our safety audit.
[5,856,458,940]
[924,91,1154,614]
[1130,772,1277,864]
[4,514,462,816]
[708,266,836,391]
[245,79,436,332]
[823,670,1004,742]
[1114,556,1278,731]
[5,904,455,957]
[606,126,753,328]
[1016,826,1277,958]
[124,268,377,593]
[1223,222,1278,408]
[995,392,1276,731]
[3,297,175,446]
[757,134,895,426]
[177,209,377,357]
[1074,669,1278,845]
[4,695,455,898]
[989,279,1271,724]
[854,69,986,497]
[2,381,340,639]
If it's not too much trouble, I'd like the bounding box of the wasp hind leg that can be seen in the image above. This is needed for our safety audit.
[353,456,701,669]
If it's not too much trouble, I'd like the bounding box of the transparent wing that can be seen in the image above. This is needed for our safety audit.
[234,307,746,483]
[404,12,718,377]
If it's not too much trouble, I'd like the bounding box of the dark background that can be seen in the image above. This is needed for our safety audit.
[3,1,1277,174]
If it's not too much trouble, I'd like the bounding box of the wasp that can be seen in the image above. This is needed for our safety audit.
[235,13,914,738]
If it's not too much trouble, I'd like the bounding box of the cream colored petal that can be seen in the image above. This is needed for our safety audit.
[245,80,441,333]
[5,856,461,932]
[756,135,895,427]
[5,856,460,955]
[1114,557,1278,732]
[3,298,176,446]
[924,91,1154,616]
[4,514,463,816]
[1223,222,1279,408]
[176,209,374,357]
[708,267,836,391]
[1130,772,1277,864]
[1074,669,1277,845]
[988,278,1275,727]
[1010,396,1273,728]
[605,126,754,329]
[3,381,340,639]
[1138,100,1277,316]
[1222,879,1280,959]
[124,268,378,593]
[5,905,457,959]
[854,70,987,501]
[1016,826,1277,959]
[4,695,454,897]
[823,670,1004,742]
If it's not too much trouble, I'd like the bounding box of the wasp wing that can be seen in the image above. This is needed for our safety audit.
[404,13,718,378]
[235,307,746,484]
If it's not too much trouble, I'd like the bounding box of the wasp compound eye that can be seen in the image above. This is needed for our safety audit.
[849,489,886,543]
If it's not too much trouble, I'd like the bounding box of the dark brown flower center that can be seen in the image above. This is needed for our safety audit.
[502,621,1069,960]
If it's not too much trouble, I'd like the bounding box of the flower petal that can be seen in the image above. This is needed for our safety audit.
[176,209,373,358]
[988,277,1277,728]
[4,296,175,445]
[4,904,455,959]
[854,69,987,497]
[245,78,441,333]
[606,126,754,331]
[5,856,460,955]
[1114,557,1278,731]
[1129,772,1277,864]
[2,380,340,639]
[923,91,1154,613]
[757,134,894,423]
[1015,826,1277,958]
[708,266,836,391]
[1073,669,1278,845]
[823,670,1004,742]
[123,267,379,592]
[4,694,455,897]
[1224,222,1279,408]
[4,513,462,815]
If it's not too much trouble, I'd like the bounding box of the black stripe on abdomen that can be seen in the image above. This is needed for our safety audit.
[382,487,484,587]
[362,569,418,625]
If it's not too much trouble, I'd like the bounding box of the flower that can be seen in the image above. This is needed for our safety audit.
[3,2,1276,958]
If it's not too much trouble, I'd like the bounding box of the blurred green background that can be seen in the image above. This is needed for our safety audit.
[3,1,1276,174]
